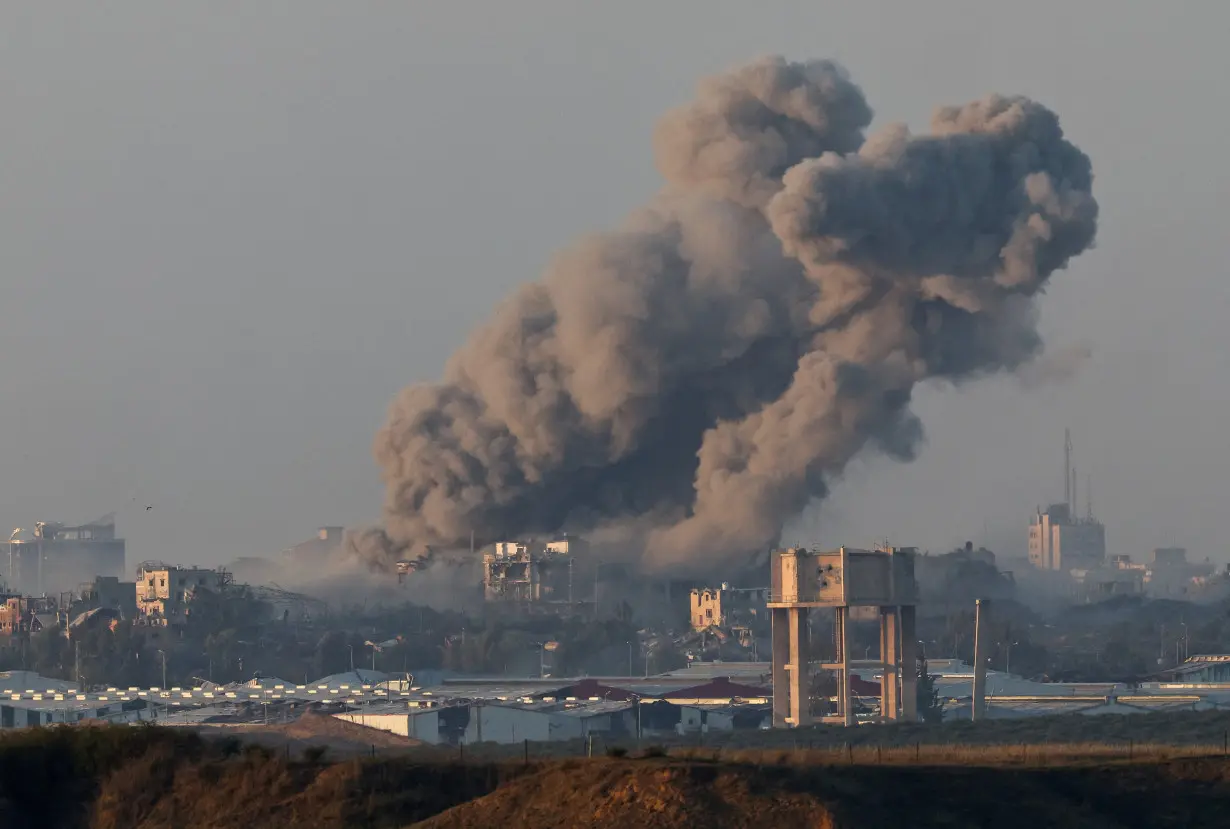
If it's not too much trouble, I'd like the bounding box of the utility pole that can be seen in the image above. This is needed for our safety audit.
[972,600,989,722]
[157,649,167,690]
[74,640,80,687]
[594,560,601,617]
[9,528,22,593]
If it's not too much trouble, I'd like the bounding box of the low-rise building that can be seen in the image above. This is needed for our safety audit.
[333,704,443,743]
[1070,564,1145,602]
[656,677,771,706]
[0,595,58,636]
[1145,548,1214,597]
[462,698,632,744]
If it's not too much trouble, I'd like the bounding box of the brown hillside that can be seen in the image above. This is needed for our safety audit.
[6,726,1230,828]
[414,757,1230,829]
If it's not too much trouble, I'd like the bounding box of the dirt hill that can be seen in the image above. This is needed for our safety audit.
[3,725,1230,828]
[415,756,1230,829]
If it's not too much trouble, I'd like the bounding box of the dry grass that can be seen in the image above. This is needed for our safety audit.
[673,740,1230,768]
[7,721,1230,827]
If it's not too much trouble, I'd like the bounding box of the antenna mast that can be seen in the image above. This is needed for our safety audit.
[1086,475,1094,521]
[1064,428,1072,514]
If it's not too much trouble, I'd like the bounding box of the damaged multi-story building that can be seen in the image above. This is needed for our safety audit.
[7,517,126,597]
[135,562,232,626]
[689,584,769,630]
[482,535,587,605]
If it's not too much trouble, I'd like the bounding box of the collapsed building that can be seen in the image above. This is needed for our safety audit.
[1078,547,1215,600]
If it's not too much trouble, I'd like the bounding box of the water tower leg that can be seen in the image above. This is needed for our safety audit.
[838,605,854,726]
[771,607,790,727]
[789,607,811,727]
[880,606,899,721]
[900,605,918,722]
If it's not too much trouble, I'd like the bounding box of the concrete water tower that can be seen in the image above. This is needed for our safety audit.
[768,546,919,727]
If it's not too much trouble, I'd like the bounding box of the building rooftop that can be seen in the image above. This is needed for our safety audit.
[658,677,770,702]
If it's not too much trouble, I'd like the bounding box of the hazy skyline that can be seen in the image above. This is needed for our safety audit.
[3,3,1227,568]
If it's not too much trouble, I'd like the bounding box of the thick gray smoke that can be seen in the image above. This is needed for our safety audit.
[356,57,1098,574]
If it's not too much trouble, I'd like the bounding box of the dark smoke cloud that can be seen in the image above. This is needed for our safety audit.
[356,56,1098,574]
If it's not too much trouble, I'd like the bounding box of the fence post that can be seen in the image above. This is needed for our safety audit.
[459,743,464,762]
[877,745,882,765]
[846,742,853,764]
[914,742,920,763]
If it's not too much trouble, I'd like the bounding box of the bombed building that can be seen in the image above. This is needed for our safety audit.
[6,517,126,597]
[481,536,587,605]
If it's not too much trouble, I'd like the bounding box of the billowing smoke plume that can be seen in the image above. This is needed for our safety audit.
[355,57,1098,574]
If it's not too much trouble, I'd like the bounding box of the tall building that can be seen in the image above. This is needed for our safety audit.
[1028,503,1106,571]
[1029,430,1107,572]
[6,517,126,597]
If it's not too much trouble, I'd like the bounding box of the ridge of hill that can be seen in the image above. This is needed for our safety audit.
[3,724,1230,828]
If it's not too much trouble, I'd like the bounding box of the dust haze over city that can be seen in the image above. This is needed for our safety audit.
[7,5,1230,826]
[4,3,1227,573]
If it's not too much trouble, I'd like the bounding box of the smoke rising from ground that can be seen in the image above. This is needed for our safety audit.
[356,56,1098,574]
[233,536,480,612]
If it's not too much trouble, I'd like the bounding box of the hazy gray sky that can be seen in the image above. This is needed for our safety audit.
[2,2,1227,568]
